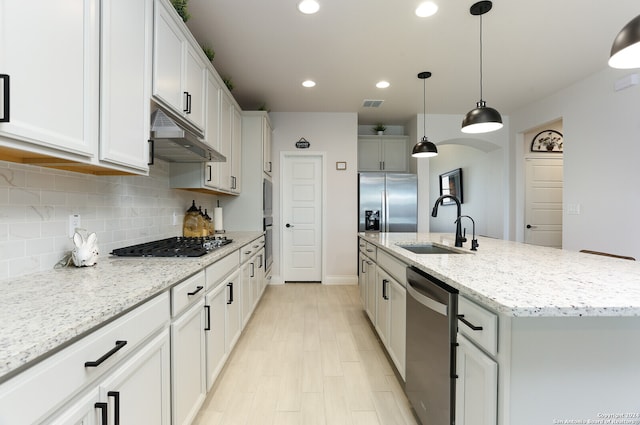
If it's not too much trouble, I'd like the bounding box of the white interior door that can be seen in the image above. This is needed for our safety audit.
[282,154,323,282]
[525,157,563,248]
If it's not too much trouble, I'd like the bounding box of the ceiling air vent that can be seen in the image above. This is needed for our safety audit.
[362,99,384,108]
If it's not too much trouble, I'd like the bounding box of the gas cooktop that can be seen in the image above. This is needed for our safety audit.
[110,236,232,257]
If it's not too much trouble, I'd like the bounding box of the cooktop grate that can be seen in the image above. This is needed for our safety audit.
[110,236,232,257]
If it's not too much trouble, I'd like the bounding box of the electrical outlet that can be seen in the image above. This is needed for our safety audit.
[68,214,81,237]
[172,212,178,226]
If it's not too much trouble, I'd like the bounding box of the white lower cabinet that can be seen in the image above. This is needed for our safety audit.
[455,334,498,425]
[388,278,406,380]
[204,282,227,391]
[225,269,242,353]
[171,271,207,425]
[171,298,206,425]
[375,267,406,379]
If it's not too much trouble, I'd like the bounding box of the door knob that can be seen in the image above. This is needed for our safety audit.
[286,223,294,228]
[526,224,537,229]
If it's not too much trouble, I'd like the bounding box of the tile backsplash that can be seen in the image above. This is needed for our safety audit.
[0,160,219,280]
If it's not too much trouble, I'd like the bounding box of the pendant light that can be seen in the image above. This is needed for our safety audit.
[609,14,640,69]
[412,71,438,158]
[461,1,503,134]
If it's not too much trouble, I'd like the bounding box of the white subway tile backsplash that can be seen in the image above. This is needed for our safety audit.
[0,159,221,280]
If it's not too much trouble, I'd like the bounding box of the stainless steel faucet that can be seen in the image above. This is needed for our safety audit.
[431,195,466,247]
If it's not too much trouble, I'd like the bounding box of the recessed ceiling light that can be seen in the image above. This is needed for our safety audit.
[302,80,316,88]
[376,81,390,89]
[298,0,320,14]
[415,1,438,17]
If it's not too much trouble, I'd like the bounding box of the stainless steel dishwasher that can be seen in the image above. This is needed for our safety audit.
[405,266,458,425]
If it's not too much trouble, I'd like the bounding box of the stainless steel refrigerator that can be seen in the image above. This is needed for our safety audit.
[358,173,418,232]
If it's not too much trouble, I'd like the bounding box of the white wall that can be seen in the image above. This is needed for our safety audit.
[411,113,508,238]
[0,160,219,280]
[428,145,503,238]
[270,112,358,284]
[510,66,640,259]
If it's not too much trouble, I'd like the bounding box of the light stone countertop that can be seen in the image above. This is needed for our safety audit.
[360,232,640,318]
[0,231,262,384]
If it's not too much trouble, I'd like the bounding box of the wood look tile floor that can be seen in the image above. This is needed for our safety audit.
[193,284,419,425]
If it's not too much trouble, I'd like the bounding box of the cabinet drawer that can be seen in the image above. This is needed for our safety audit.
[457,296,498,356]
[0,292,170,425]
[172,271,206,317]
[241,237,264,263]
[377,250,407,287]
[205,251,239,291]
[364,242,377,260]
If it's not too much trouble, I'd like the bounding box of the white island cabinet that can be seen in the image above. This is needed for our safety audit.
[359,232,640,425]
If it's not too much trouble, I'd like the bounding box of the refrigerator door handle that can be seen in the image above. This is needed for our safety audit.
[382,190,389,232]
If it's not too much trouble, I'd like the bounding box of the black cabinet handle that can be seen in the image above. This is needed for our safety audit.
[183,91,190,113]
[250,262,255,278]
[95,402,108,425]
[108,391,120,425]
[207,165,212,182]
[361,259,366,273]
[85,340,127,367]
[187,93,192,114]
[257,254,263,268]
[457,314,483,331]
[187,285,204,296]
[268,161,272,172]
[227,282,234,304]
[204,305,211,331]
[148,139,154,165]
[382,279,389,300]
[0,74,9,122]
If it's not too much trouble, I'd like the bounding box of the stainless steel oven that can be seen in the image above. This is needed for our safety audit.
[263,178,272,217]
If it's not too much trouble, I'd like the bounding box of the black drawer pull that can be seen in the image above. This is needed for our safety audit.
[95,402,108,425]
[188,285,204,296]
[457,314,483,331]
[85,340,127,367]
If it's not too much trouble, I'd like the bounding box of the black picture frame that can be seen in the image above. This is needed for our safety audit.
[439,168,463,204]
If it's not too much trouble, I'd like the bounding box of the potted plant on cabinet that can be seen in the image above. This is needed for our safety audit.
[372,123,386,135]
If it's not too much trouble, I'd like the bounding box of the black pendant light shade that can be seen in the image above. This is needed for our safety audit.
[461,1,503,134]
[461,100,503,134]
[412,71,438,158]
[412,136,438,157]
[609,14,640,69]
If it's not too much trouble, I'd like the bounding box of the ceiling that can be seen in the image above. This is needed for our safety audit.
[184,0,640,126]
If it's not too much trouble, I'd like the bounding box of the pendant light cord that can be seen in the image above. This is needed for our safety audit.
[423,77,427,137]
[479,13,484,102]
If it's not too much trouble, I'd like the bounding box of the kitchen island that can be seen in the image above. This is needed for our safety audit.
[360,232,640,425]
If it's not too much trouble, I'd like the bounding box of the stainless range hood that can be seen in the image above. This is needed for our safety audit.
[150,109,226,163]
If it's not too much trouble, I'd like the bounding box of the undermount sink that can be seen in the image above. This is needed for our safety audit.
[397,243,462,254]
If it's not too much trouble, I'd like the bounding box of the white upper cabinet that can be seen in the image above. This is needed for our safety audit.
[99,0,153,172]
[0,0,154,175]
[0,0,99,158]
[153,0,206,134]
[358,135,409,172]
